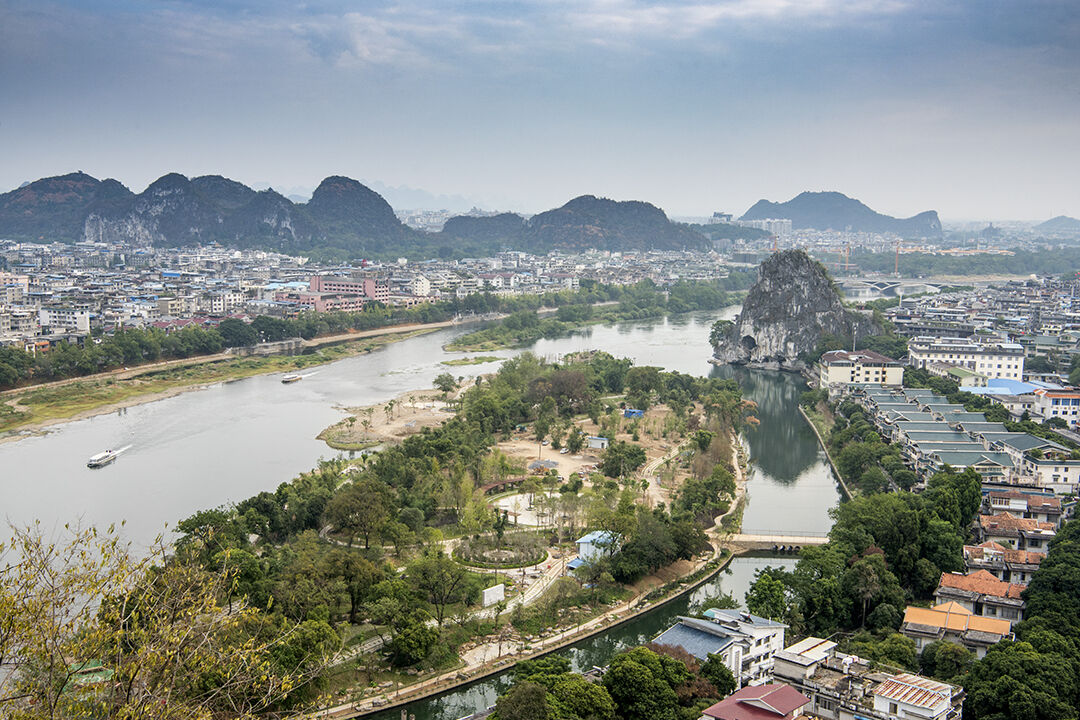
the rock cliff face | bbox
[711,250,878,369]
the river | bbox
[0,309,841,719]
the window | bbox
[890,702,899,715]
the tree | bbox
[323,478,392,548]
[495,681,551,720]
[566,430,585,455]
[602,647,686,720]
[387,612,439,667]
[745,572,787,621]
[216,318,259,347]
[600,441,647,478]
[406,552,469,626]
[701,653,736,697]
[0,523,335,720]
[433,372,458,396]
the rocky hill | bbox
[1035,216,1080,234]
[436,195,707,253]
[741,191,942,237]
[711,249,879,369]
[1,174,709,256]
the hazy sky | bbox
[2,0,1078,220]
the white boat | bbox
[281,374,303,384]
[87,450,119,468]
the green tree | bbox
[600,441,647,478]
[324,478,393,548]
[495,681,551,720]
[406,552,469,626]
[701,653,736,697]
[602,647,685,720]
[746,572,788,621]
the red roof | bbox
[702,684,811,720]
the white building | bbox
[410,275,431,297]
[1031,388,1080,428]
[818,349,904,392]
[38,307,90,332]
[907,336,1025,381]
[654,609,788,687]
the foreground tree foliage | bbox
[0,523,337,719]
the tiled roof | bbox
[964,542,1045,566]
[938,570,1024,599]
[979,512,1056,533]
[874,673,952,710]
[701,683,811,720]
[902,602,1012,637]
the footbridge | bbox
[724,531,829,551]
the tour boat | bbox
[87,450,119,468]
[281,374,303,384]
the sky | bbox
[1,0,1078,221]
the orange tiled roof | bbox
[938,570,1024,599]
[979,512,1055,533]
[903,602,1012,636]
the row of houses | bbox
[857,385,1080,494]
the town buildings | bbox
[771,637,963,720]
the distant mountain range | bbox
[741,191,942,237]
[0,172,708,257]
[1035,216,1080,234]
[440,195,707,253]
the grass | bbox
[0,329,434,435]
[441,355,502,366]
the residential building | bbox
[963,541,1043,585]
[984,490,1062,527]
[38,307,90,332]
[873,674,960,720]
[975,512,1056,554]
[900,602,1013,658]
[699,683,810,720]
[654,610,787,688]
[818,349,904,393]
[1031,388,1080,428]
[907,337,1024,381]
[933,570,1025,624]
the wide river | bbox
[0,309,841,719]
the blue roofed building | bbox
[653,609,787,687]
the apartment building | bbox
[818,349,904,392]
[907,337,1025,381]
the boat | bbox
[87,450,119,468]
[281,374,303,384]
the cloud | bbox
[561,0,908,39]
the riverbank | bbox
[798,403,851,500]
[0,327,438,441]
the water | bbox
[0,308,841,719]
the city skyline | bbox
[2,0,1078,221]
